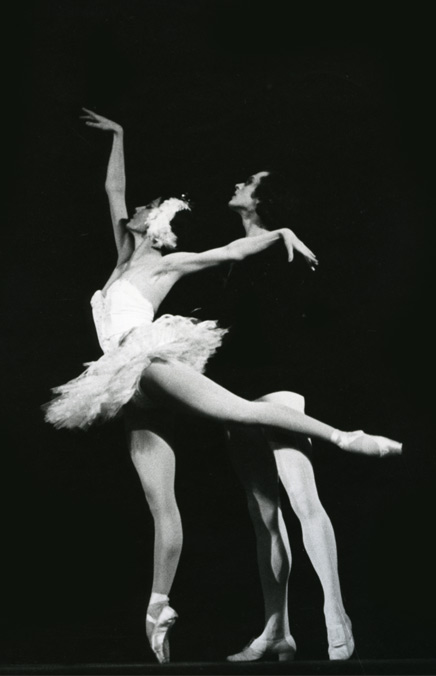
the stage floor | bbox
[1,659,435,675]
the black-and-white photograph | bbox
[2,2,435,674]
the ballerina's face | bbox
[126,198,162,234]
[228,171,269,211]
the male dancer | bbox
[211,171,357,661]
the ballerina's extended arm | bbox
[160,227,318,278]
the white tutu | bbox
[44,279,227,429]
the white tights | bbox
[228,391,349,639]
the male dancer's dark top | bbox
[206,243,316,400]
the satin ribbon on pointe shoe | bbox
[227,634,296,662]
[146,603,178,664]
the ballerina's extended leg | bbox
[139,361,402,457]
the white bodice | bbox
[90,279,155,352]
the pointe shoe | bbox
[146,602,178,664]
[327,617,355,660]
[227,634,296,662]
[331,430,402,457]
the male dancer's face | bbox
[228,171,269,211]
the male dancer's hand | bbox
[280,229,319,269]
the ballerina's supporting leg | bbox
[225,425,296,661]
[125,413,181,663]
[139,361,402,456]
[260,391,355,660]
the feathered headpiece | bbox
[145,197,191,250]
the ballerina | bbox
[44,110,402,663]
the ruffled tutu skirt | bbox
[44,314,227,430]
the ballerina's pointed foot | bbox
[327,617,355,660]
[146,602,178,664]
[227,634,296,662]
[331,430,402,457]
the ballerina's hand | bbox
[281,229,319,270]
[80,108,123,133]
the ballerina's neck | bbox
[132,231,163,254]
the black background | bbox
[2,0,435,668]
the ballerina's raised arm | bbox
[81,108,132,263]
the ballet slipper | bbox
[327,616,355,660]
[227,634,296,662]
